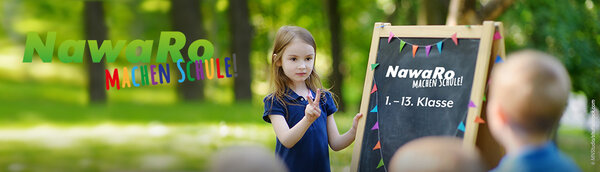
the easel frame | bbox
[350,21,506,171]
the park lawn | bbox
[0,79,357,171]
[0,79,596,171]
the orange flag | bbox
[412,45,418,58]
[475,116,486,124]
[373,140,381,150]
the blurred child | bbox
[209,145,288,172]
[487,50,580,171]
[389,136,485,172]
[262,26,362,172]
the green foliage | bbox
[500,0,600,103]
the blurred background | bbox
[0,0,598,171]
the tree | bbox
[84,0,108,103]
[326,0,345,111]
[446,0,515,25]
[170,0,207,101]
[418,0,449,25]
[229,0,253,101]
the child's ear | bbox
[496,105,509,125]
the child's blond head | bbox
[489,50,571,135]
[269,26,321,93]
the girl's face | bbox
[278,38,315,85]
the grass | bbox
[0,79,357,172]
[0,79,596,171]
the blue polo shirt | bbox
[263,88,337,172]
[491,141,580,172]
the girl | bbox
[262,26,362,172]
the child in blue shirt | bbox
[262,26,362,172]
[487,50,580,172]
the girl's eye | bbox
[306,57,312,61]
[290,58,297,61]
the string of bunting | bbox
[387,31,458,58]
[382,24,504,58]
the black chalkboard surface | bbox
[351,22,501,172]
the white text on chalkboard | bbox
[385,66,455,79]
[385,96,454,108]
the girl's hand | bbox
[352,113,363,131]
[304,89,322,123]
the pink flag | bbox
[451,33,458,45]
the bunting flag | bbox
[399,40,406,52]
[373,141,381,150]
[458,121,466,132]
[412,45,418,58]
[425,45,432,57]
[475,116,486,124]
[495,55,504,63]
[493,31,502,40]
[468,101,477,108]
[371,63,379,70]
[483,94,487,102]
[379,25,385,28]
[377,158,384,168]
[437,42,443,53]
[370,106,378,113]
[388,32,394,43]
[371,83,378,94]
[451,33,458,45]
[371,121,379,130]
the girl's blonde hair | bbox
[266,26,336,117]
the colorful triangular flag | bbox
[437,42,443,53]
[370,106,378,113]
[468,101,477,108]
[458,121,466,132]
[388,32,394,43]
[475,116,486,124]
[493,31,502,40]
[371,63,379,70]
[371,121,379,130]
[377,158,384,168]
[466,25,471,28]
[451,33,458,45]
[399,40,406,52]
[425,45,431,57]
[373,140,381,150]
[495,55,504,63]
[412,45,418,58]
[371,83,378,94]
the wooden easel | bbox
[351,21,506,171]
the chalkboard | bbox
[351,22,502,172]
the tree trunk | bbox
[229,0,253,101]
[446,0,515,25]
[84,0,107,104]
[171,0,206,101]
[418,0,449,25]
[326,0,345,111]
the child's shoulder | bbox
[318,89,336,105]
[263,93,278,103]
[319,89,334,99]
